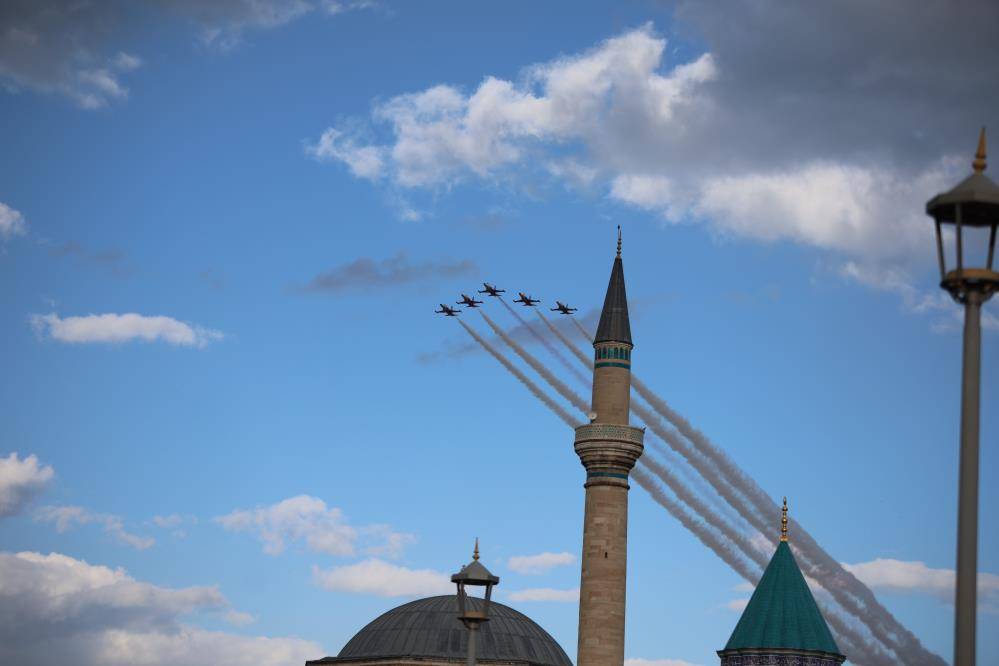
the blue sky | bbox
[1,2,998,665]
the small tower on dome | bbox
[717,499,846,666]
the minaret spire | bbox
[594,229,632,346]
[780,497,788,542]
[973,126,987,174]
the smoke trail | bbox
[636,472,893,666]
[570,316,592,342]
[641,453,768,570]
[456,319,580,428]
[631,377,941,665]
[632,467,762,583]
[484,313,775,598]
[463,317,899,666]
[548,316,940,663]
[480,311,590,413]
[498,298,590,385]
[537,309,593,368]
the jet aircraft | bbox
[478,283,505,297]
[457,294,483,308]
[435,304,461,316]
[550,301,577,314]
[514,292,541,306]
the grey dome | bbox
[309,595,571,665]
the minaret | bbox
[574,227,644,666]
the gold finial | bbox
[616,225,622,257]
[780,497,788,542]
[473,537,480,561]
[973,127,987,174]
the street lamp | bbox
[926,127,999,666]
[451,539,500,666]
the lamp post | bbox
[451,539,499,666]
[926,128,999,666]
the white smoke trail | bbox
[480,311,590,413]
[555,316,939,664]
[499,298,591,385]
[463,315,899,666]
[456,319,580,428]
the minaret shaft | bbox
[574,241,642,666]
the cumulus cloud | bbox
[0,453,54,517]
[312,6,999,314]
[29,312,224,348]
[216,495,413,558]
[843,558,999,611]
[0,202,27,240]
[296,252,476,293]
[306,127,386,180]
[312,558,452,597]
[35,505,154,550]
[507,551,575,575]
[0,550,321,666]
[506,587,579,603]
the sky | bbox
[1,1,998,665]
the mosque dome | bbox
[307,595,572,666]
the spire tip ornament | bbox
[473,537,479,561]
[780,497,788,543]
[616,225,622,258]
[973,126,987,174]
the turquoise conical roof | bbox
[724,541,841,656]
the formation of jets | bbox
[437,283,577,316]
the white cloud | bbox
[838,261,999,333]
[506,587,579,603]
[507,551,575,575]
[843,558,999,610]
[0,550,321,666]
[695,159,957,262]
[306,127,385,180]
[35,505,154,550]
[625,659,703,666]
[313,26,716,189]
[150,514,197,538]
[0,453,54,517]
[311,15,998,318]
[312,559,452,597]
[0,202,27,240]
[216,495,413,558]
[29,313,224,348]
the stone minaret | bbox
[574,228,644,666]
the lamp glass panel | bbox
[960,225,996,270]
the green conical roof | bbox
[724,541,841,656]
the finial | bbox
[616,225,622,258]
[780,497,788,543]
[973,127,987,174]
[473,537,480,561]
